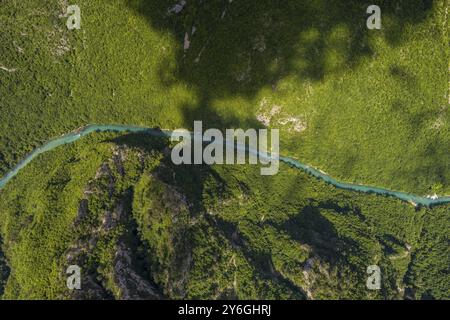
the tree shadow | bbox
[122,0,437,217]
[126,0,433,130]
[206,214,307,299]
[277,203,364,265]
[106,0,438,293]
[108,132,231,216]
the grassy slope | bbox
[0,0,449,195]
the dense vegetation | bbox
[0,238,9,296]
[0,132,448,299]
[0,0,448,300]
[1,0,449,195]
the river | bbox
[0,124,449,207]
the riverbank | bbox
[1,124,449,207]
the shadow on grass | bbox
[127,0,434,130]
[277,204,363,264]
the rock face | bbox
[63,146,190,300]
[113,243,162,300]
[61,144,325,301]
[68,193,164,300]
[256,99,307,133]
[64,149,167,300]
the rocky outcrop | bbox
[113,243,162,300]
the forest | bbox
[0,132,447,299]
[0,0,448,300]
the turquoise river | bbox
[0,124,449,207]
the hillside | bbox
[0,0,449,300]
[0,132,448,299]
[0,0,449,194]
